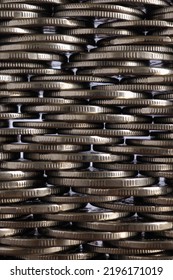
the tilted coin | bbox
[93,45,173,53]
[58,129,148,137]
[123,107,173,115]
[0,179,44,190]
[0,236,84,247]
[55,10,141,20]
[111,238,173,250]
[86,242,163,255]
[127,139,173,147]
[0,75,24,83]
[137,156,173,163]
[44,114,150,123]
[21,135,121,145]
[25,153,131,163]
[0,229,23,238]
[2,18,87,28]
[71,51,173,62]
[13,122,101,129]
[0,220,61,229]
[78,67,173,77]
[0,27,36,34]
[31,75,112,83]
[47,170,136,178]
[0,202,81,214]
[74,185,172,197]
[120,254,173,260]
[95,84,173,92]
[2,97,82,105]
[0,187,60,198]
[0,11,44,19]
[65,61,147,69]
[0,161,88,170]
[0,43,85,53]
[43,209,131,222]
[64,28,137,37]
[100,19,173,28]
[0,245,75,256]
[1,34,89,44]
[87,0,168,7]
[94,162,173,171]
[22,252,97,260]
[48,177,155,188]
[98,36,173,46]
[77,219,172,232]
[0,113,38,119]
[0,153,19,161]
[0,171,42,181]
[143,194,173,205]
[2,144,90,153]
[91,99,172,107]
[56,3,144,16]
[42,194,122,204]
[141,213,173,221]
[0,82,86,91]
[0,128,54,135]
[0,3,47,11]
[42,227,136,241]
[0,52,66,62]
[45,90,149,99]
[106,123,173,131]
[22,105,115,114]
[92,201,173,213]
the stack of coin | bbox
[1,0,173,260]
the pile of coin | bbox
[0,0,173,260]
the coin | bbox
[48,177,155,188]
[21,135,121,145]
[2,18,88,28]
[55,10,141,20]
[22,252,97,260]
[22,105,115,114]
[77,219,172,232]
[0,220,61,229]
[94,162,173,171]
[74,185,172,196]
[0,236,84,247]
[90,99,172,107]
[0,229,23,238]
[13,122,101,129]
[111,238,173,250]
[2,144,90,153]
[0,187,60,198]
[71,51,173,62]
[56,3,144,16]
[1,34,89,44]
[86,242,162,255]
[0,128,54,135]
[0,52,66,62]
[25,153,132,163]
[0,171,42,181]
[0,202,81,214]
[93,201,173,213]
[0,179,44,190]
[44,114,150,123]
[78,67,173,77]
[2,97,81,105]
[42,227,136,241]
[120,254,173,260]
[42,194,122,203]
[47,170,136,178]
[58,129,148,137]
[43,209,131,222]
[143,194,173,205]
[0,161,88,170]
[0,43,85,53]
[0,11,44,19]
